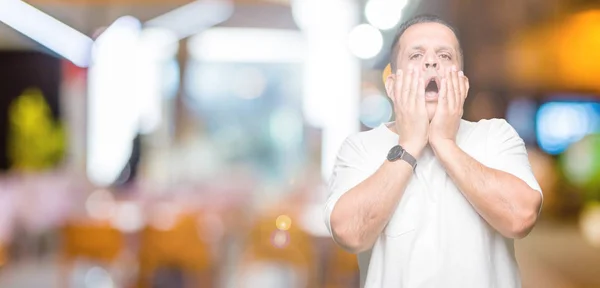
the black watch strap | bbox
[387,145,417,169]
[401,149,417,169]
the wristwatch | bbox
[387,145,417,169]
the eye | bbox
[409,53,422,60]
[439,54,452,60]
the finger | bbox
[446,68,455,111]
[452,66,463,109]
[437,77,448,111]
[464,76,470,98]
[417,76,425,108]
[409,67,420,106]
[392,69,403,105]
[452,66,462,109]
[434,78,447,119]
[401,65,413,106]
[458,71,466,101]
[458,71,467,112]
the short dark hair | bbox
[390,14,463,71]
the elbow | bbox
[330,212,371,254]
[505,189,543,239]
[506,204,541,239]
[507,213,536,239]
[332,226,371,254]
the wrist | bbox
[399,141,424,159]
[429,138,457,156]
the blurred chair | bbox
[59,220,125,287]
[61,222,123,262]
[136,212,215,288]
[0,242,6,269]
[236,212,318,288]
[322,243,360,288]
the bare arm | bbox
[330,150,416,253]
[329,67,429,253]
[327,67,429,253]
[431,139,542,239]
[428,67,542,239]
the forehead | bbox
[399,22,459,50]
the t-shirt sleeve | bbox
[324,135,372,238]
[485,119,543,199]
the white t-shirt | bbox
[324,118,542,288]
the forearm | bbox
[330,159,414,253]
[431,140,542,238]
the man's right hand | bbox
[385,65,429,159]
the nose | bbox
[425,62,437,69]
[423,52,439,70]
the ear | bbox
[383,63,394,101]
[384,75,395,102]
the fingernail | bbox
[459,71,464,77]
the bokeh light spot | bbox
[85,189,116,220]
[276,215,292,231]
[348,24,383,59]
[271,230,290,249]
[365,0,407,30]
[110,201,144,233]
[360,93,392,128]
[561,134,600,190]
[84,266,114,288]
[580,202,600,248]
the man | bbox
[324,15,543,288]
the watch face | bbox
[387,145,404,161]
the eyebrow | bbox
[408,45,456,53]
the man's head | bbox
[386,15,464,120]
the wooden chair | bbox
[137,212,214,288]
[0,242,6,268]
[237,212,318,288]
[60,220,125,287]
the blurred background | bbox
[0,0,599,287]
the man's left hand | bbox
[429,65,469,149]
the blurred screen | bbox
[507,98,538,145]
[536,98,600,155]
